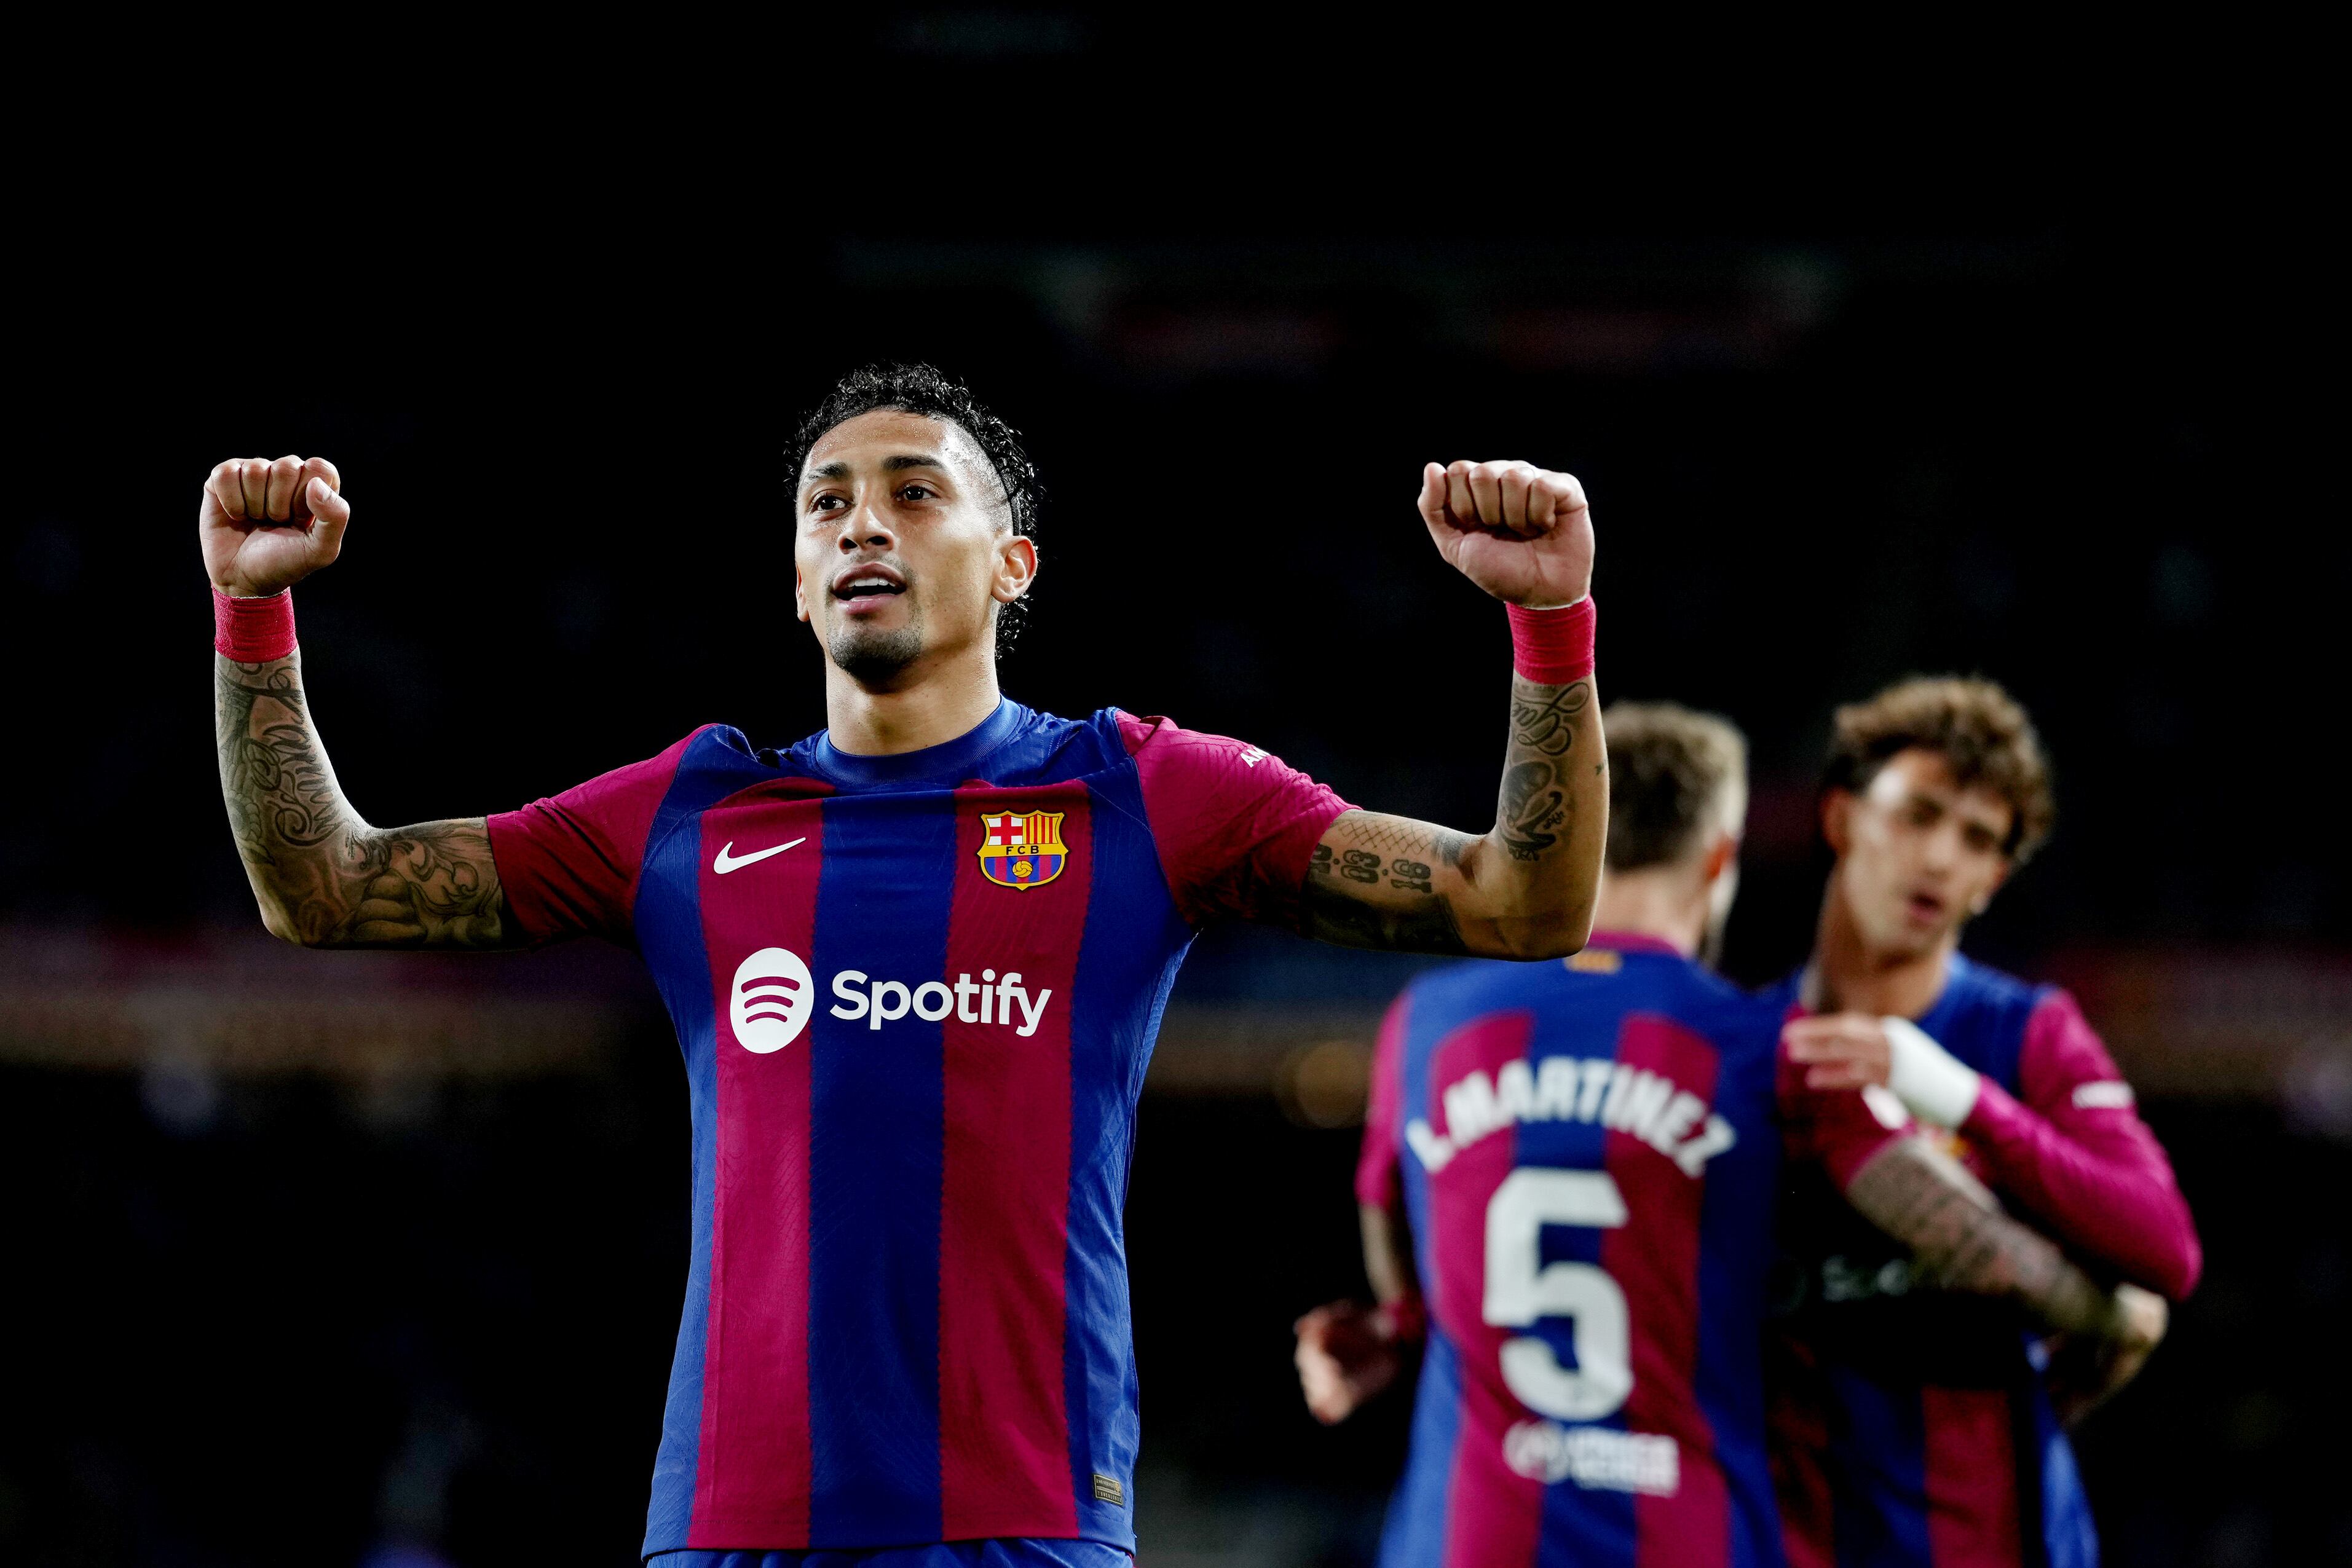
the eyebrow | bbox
[804,453,948,484]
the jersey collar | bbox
[1587,929,1684,957]
[807,699,1027,792]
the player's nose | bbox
[836,504,896,552]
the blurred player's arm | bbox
[1295,1202,1422,1425]
[1844,1134,2166,1363]
[1788,998,2201,1298]
[203,456,518,951]
[1300,462,1605,959]
[1299,996,1424,1426]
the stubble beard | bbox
[829,610,926,687]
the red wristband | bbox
[1507,596,1595,683]
[213,587,298,662]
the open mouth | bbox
[1905,891,1947,924]
[831,564,908,608]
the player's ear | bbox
[795,562,810,624]
[1971,861,2011,915]
[1821,790,1853,856]
[992,534,1038,605]
[1702,831,1738,886]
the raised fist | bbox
[200,455,349,597]
[1418,459,1595,609]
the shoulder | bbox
[1943,953,2049,1035]
[2016,985,2125,1095]
[1948,951,2040,1006]
[1022,706,1132,778]
[1112,709,1269,766]
[1755,967,1805,1013]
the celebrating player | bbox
[202,364,1610,1565]
[1770,677,2201,1568]
[1295,703,2160,1567]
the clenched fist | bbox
[1293,1299,1406,1425]
[200,455,349,597]
[1418,459,1595,608]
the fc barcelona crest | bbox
[978,808,1068,891]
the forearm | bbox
[1844,1137,2121,1339]
[1360,1202,1419,1307]
[214,650,509,949]
[1298,671,1604,958]
[1963,1082,2202,1298]
[1463,670,1604,954]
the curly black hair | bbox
[787,363,1042,654]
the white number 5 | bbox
[1483,1168,1633,1421]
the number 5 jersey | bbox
[486,700,1351,1559]
[1356,932,1903,1568]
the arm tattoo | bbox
[1336,814,1472,868]
[215,653,513,950]
[1498,759,1568,862]
[1294,673,1600,956]
[1843,1137,2116,1337]
[1496,677,1590,862]
[1303,837,1471,954]
[1510,679,1590,756]
[1300,870,1470,953]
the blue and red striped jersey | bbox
[486,700,1350,1557]
[1356,934,1901,1568]
[1764,953,2191,1568]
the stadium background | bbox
[6,43,2341,1567]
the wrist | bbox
[1882,1016,1982,1129]
[1506,596,1595,684]
[212,586,298,663]
[1374,1296,1426,1345]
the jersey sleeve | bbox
[1777,1036,1911,1190]
[1116,711,1355,928]
[1959,988,2203,1298]
[1354,991,1413,1210]
[484,728,704,947]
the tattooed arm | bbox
[1844,1134,2166,1349]
[203,456,518,951]
[215,652,514,949]
[1300,460,1605,959]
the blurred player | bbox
[1772,677,2201,1568]
[1296,703,2159,1567]
[202,364,1612,1565]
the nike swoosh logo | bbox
[713,837,805,875]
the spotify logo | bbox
[730,947,814,1054]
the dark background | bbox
[5,27,2343,1566]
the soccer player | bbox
[202,364,1613,1566]
[1295,703,2161,1567]
[1772,677,2201,1568]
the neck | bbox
[1590,867,1708,958]
[1810,879,1957,1017]
[823,639,1003,757]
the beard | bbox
[829,616,925,687]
